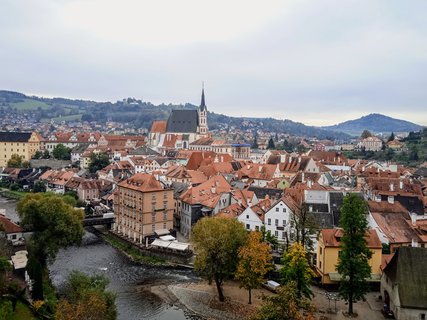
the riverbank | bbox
[157,280,272,320]
[101,232,167,265]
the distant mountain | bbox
[0,90,349,140]
[322,113,423,136]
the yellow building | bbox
[113,173,174,244]
[0,132,43,167]
[316,228,382,285]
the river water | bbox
[0,196,199,320]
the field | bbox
[9,98,51,110]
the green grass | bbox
[10,301,37,320]
[10,99,51,111]
[0,188,27,200]
[103,234,166,265]
[50,114,82,122]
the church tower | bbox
[198,85,208,135]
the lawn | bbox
[50,114,83,122]
[10,99,51,111]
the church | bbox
[148,88,209,150]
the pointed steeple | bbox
[200,83,207,112]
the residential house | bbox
[113,173,174,244]
[316,228,382,285]
[381,247,427,320]
[179,175,232,236]
[264,195,299,243]
[0,213,24,245]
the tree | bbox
[252,135,259,149]
[192,217,247,302]
[55,271,116,320]
[387,132,395,142]
[0,256,11,293]
[291,203,318,252]
[235,231,272,304]
[7,154,23,168]
[283,139,293,152]
[336,194,372,315]
[33,150,43,159]
[361,130,372,139]
[281,242,315,299]
[52,143,71,160]
[33,181,46,193]
[17,193,84,299]
[42,150,50,159]
[267,137,276,150]
[252,281,314,320]
[260,225,278,249]
[89,153,110,173]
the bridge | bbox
[83,215,115,228]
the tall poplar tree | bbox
[336,194,372,315]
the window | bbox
[276,207,279,212]
[420,314,426,320]
[282,231,286,239]
[255,226,259,231]
[246,215,249,219]
[283,220,286,226]
[274,231,278,237]
[319,261,322,269]
[163,223,167,229]
[152,224,155,232]
[163,212,167,220]
[246,224,250,230]
[320,247,322,255]
[283,208,286,212]
[275,219,278,226]
[268,218,271,225]
[11,234,17,240]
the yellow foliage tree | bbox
[235,231,273,304]
[55,291,108,320]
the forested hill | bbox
[322,113,423,136]
[0,90,349,139]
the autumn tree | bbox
[252,281,314,320]
[336,193,372,315]
[17,193,84,299]
[6,154,23,168]
[55,271,116,320]
[192,217,247,302]
[291,202,318,252]
[235,231,272,304]
[281,242,315,299]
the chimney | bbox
[289,156,292,163]
[390,183,394,192]
[211,187,216,194]
[399,180,403,189]
[298,157,301,163]
[307,180,312,188]
[301,172,305,183]
[410,213,417,227]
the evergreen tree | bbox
[387,132,395,142]
[336,194,372,315]
[361,130,372,139]
[267,137,275,150]
[252,134,259,149]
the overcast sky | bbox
[1,0,426,126]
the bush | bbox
[9,183,20,191]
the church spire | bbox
[200,82,207,112]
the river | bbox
[0,196,199,320]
